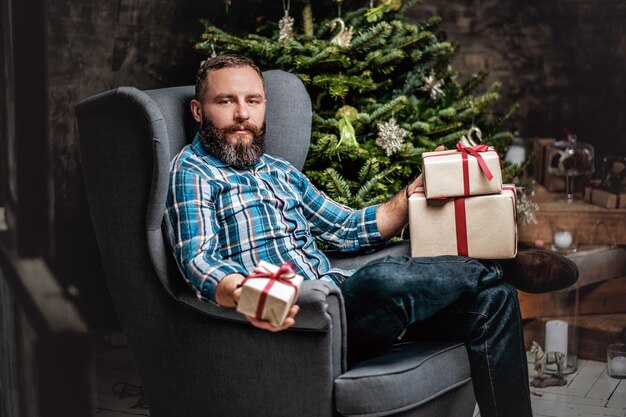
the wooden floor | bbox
[93,333,626,417]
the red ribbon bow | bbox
[455,143,495,181]
[243,262,299,322]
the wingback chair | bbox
[76,70,476,417]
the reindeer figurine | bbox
[528,341,567,378]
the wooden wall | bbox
[46,0,626,327]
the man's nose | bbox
[234,103,250,121]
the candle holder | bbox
[525,281,579,377]
[551,220,580,254]
[607,343,626,378]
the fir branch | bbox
[351,21,393,50]
[370,95,409,122]
[324,168,352,201]
[358,158,380,183]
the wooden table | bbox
[519,186,626,246]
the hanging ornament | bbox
[330,0,353,48]
[329,18,354,48]
[375,118,407,156]
[210,42,217,58]
[279,0,295,40]
[421,70,445,100]
[224,0,231,13]
[458,126,482,147]
[335,105,359,148]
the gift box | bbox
[236,261,303,327]
[409,185,518,259]
[584,183,626,209]
[422,144,503,199]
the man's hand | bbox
[244,304,300,332]
[215,273,246,308]
[406,145,445,196]
[216,273,300,332]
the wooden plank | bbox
[576,314,626,362]
[569,247,626,288]
[606,379,626,409]
[519,186,626,246]
[579,276,626,316]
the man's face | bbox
[191,66,267,166]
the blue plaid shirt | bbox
[164,135,386,304]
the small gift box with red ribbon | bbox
[584,181,626,209]
[408,185,518,259]
[422,144,503,199]
[236,261,303,327]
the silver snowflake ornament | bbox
[421,70,445,100]
[376,118,407,156]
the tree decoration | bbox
[376,118,406,156]
[421,69,445,100]
[195,0,519,209]
[329,18,354,48]
[516,193,539,228]
[278,0,295,40]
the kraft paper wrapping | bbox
[584,186,626,209]
[409,186,518,259]
[236,261,303,327]
[422,148,503,199]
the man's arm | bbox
[375,174,423,239]
[375,145,445,239]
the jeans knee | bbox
[479,282,520,317]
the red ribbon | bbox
[455,143,495,182]
[454,197,469,256]
[452,185,518,257]
[242,262,299,322]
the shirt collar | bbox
[191,133,267,170]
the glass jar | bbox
[547,135,594,200]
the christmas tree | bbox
[195,0,523,208]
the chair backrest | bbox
[76,69,312,322]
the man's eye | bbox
[219,99,232,104]
[248,100,260,105]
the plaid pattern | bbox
[164,135,385,303]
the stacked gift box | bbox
[409,144,518,259]
[584,180,626,209]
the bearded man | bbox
[164,54,578,417]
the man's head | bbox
[191,54,267,167]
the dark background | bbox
[42,0,626,328]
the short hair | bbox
[194,54,265,100]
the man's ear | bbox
[190,99,202,123]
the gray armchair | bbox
[76,70,476,417]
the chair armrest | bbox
[326,240,411,270]
[173,279,344,332]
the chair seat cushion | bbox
[334,341,471,417]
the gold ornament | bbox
[329,18,354,48]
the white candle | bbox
[553,231,573,249]
[609,356,626,376]
[545,320,568,357]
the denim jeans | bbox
[339,255,532,417]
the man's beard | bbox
[198,117,266,167]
